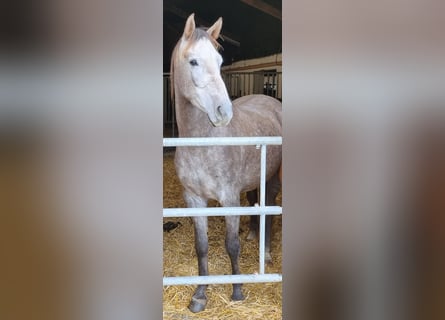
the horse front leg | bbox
[184,191,209,313]
[224,209,245,301]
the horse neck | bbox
[174,94,213,137]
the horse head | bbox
[172,14,233,127]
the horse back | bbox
[233,94,281,124]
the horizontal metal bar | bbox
[163,206,282,218]
[163,273,282,286]
[163,136,282,147]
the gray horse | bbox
[170,13,282,312]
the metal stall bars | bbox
[163,73,176,138]
[163,136,282,286]
[221,71,282,101]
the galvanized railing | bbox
[163,136,282,286]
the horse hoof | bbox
[231,291,245,301]
[188,297,207,313]
[246,230,256,241]
[265,252,272,264]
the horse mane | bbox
[170,28,223,102]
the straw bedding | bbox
[163,150,282,319]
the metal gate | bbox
[163,136,282,286]
[222,71,282,100]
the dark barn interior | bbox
[163,0,282,72]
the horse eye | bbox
[189,59,198,66]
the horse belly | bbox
[175,144,281,201]
[239,145,282,193]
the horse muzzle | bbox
[210,103,233,127]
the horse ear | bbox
[207,17,223,40]
[183,13,196,40]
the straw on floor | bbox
[163,150,282,319]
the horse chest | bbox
[174,148,244,198]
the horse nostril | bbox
[212,104,232,126]
[216,106,224,119]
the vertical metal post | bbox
[172,99,176,137]
[259,144,267,274]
